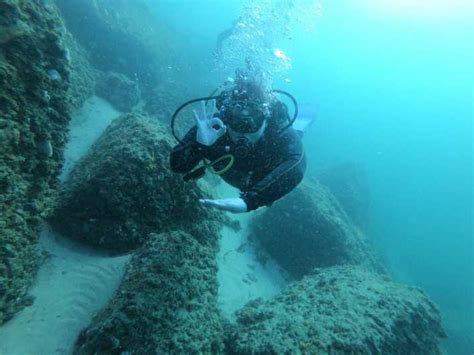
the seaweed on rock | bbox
[74,229,224,354]
[0,0,72,324]
[226,265,446,354]
[250,179,385,279]
[49,113,222,252]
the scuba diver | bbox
[169,71,307,214]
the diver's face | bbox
[228,120,267,145]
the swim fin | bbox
[293,102,316,137]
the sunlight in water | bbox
[361,0,473,22]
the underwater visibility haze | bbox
[0,0,472,354]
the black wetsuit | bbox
[169,102,306,211]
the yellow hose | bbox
[205,154,234,175]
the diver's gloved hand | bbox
[194,100,226,146]
[199,197,248,213]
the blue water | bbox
[151,1,472,353]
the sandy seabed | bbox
[0,96,285,354]
[0,225,130,354]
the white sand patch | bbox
[59,96,120,182]
[0,95,126,354]
[0,225,130,355]
[214,185,287,321]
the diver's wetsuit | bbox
[169,102,306,211]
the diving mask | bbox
[221,100,270,133]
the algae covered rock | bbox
[227,265,446,354]
[55,0,178,96]
[250,179,384,278]
[63,32,97,110]
[74,230,224,354]
[143,83,187,123]
[0,0,72,324]
[95,71,140,112]
[49,113,218,252]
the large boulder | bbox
[54,0,214,123]
[250,179,384,279]
[74,229,224,354]
[318,161,371,230]
[226,266,446,354]
[143,83,188,124]
[49,113,220,252]
[54,0,179,96]
[95,71,140,112]
[0,0,72,324]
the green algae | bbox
[0,0,72,324]
[74,230,224,354]
[250,179,385,279]
[49,113,224,252]
[228,265,446,354]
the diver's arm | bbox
[241,129,306,211]
[199,197,247,213]
[169,127,205,174]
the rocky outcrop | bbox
[63,32,97,111]
[250,179,384,279]
[318,161,371,230]
[143,83,188,124]
[54,0,178,96]
[0,0,72,324]
[49,113,221,252]
[226,266,446,354]
[54,0,217,126]
[95,71,140,112]
[74,229,224,354]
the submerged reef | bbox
[0,0,71,324]
[74,229,224,354]
[49,113,221,252]
[318,161,371,230]
[250,179,384,279]
[226,265,446,354]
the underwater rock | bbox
[0,122,20,150]
[0,0,72,324]
[142,83,189,124]
[54,0,207,123]
[226,265,446,354]
[95,71,140,112]
[49,113,222,252]
[74,230,224,354]
[318,161,371,230]
[250,179,384,279]
[63,31,97,110]
[55,0,178,97]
